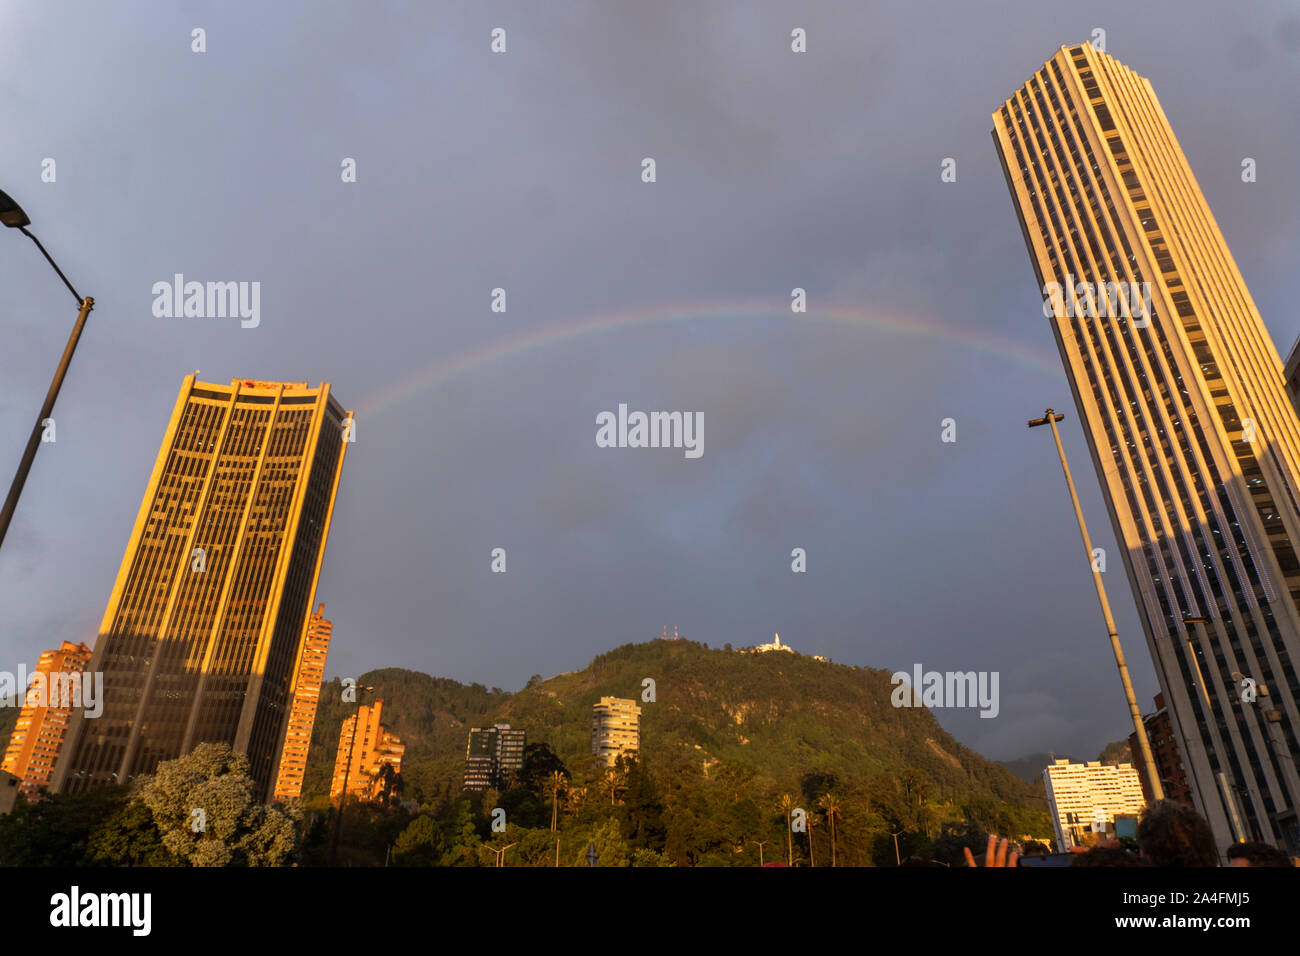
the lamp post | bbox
[1180,616,1215,712]
[0,189,94,553]
[1027,408,1164,800]
[491,842,518,868]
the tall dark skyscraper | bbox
[994,43,1300,852]
[53,375,351,800]
[462,723,526,792]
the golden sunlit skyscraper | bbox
[994,43,1300,852]
[52,375,352,801]
[272,604,333,801]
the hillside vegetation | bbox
[303,640,1049,861]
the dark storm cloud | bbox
[0,0,1296,763]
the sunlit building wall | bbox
[2,641,93,801]
[1044,758,1148,849]
[272,604,333,801]
[994,43,1300,851]
[331,699,404,802]
[592,696,641,768]
[52,376,351,801]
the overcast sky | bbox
[1,1,1297,763]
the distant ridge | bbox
[998,752,1080,784]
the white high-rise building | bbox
[592,697,641,768]
[1043,758,1148,849]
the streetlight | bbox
[1027,408,1164,800]
[1180,616,1215,712]
[491,842,518,868]
[0,189,94,553]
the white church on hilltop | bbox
[748,633,795,654]
[741,633,827,661]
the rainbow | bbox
[356,300,1062,418]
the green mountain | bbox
[303,640,1046,828]
[999,752,1080,784]
[1098,738,1134,766]
[999,739,1135,785]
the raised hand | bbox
[964,834,1020,868]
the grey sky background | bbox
[1,1,1297,763]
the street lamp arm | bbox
[1027,406,1165,802]
[19,226,82,305]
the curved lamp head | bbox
[0,190,31,228]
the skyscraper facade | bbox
[2,641,93,801]
[272,604,333,801]
[52,376,352,801]
[994,43,1300,852]
[462,723,526,792]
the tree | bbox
[566,784,589,820]
[779,793,796,866]
[801,771,838,806]
[577,817,630,867]
[373,764,404,807]
[806,808,816,867]
[619,757,666,852]
[931,820,989,868]
[133,742,302,866]
[517,742,568,796]
[0,785,135,866]
[85,799,178,867]
[630,847,674,867]
[549,770,565,832]
[545,769,566,865]
[392,814,443,866]
[818,793,843,867]
[440,797,482,865]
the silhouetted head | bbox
[1226,841,1293,867]
[1137,800,1218,867]
[1069,845,1146,867]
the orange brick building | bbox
[330,699,404,803]
[1129,693,1193,806]
[2,641,93,801]
[272,604,333,801]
